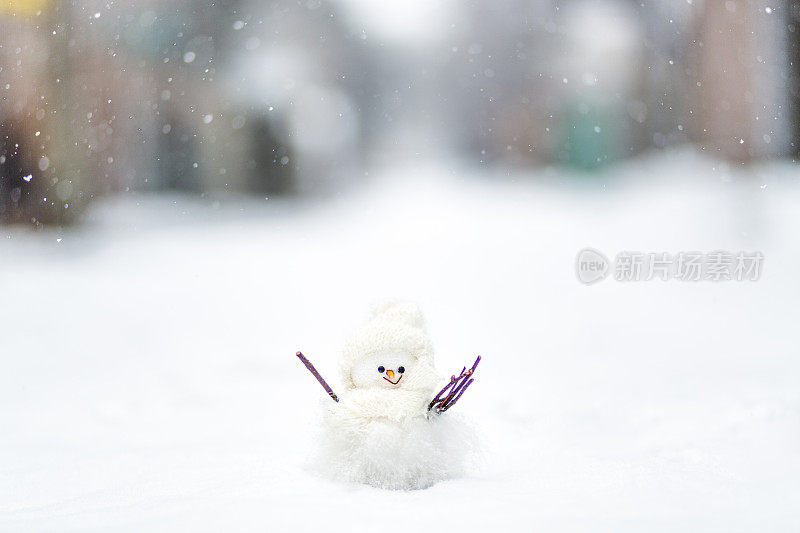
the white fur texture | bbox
[316,405,474,490]
[315,301,476,490]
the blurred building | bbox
[692,0,790,161]
[1,0,368,225]
[1,0,91,224]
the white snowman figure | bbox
[297,301,480,490]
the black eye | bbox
[398,366,405,374]
[377,366,385,373]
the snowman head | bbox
[341,301,439,392]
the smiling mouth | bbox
[383,375,403,385]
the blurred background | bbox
[0,0,795,222]
[2,1,800,531]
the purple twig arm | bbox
[442,371,471,406]
[428,375,458,411]
[296,351,339,402]
[443,378,473,411]
[429,355,481,413]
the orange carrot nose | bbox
[386,370,395,378]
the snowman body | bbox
[315,303,471,490]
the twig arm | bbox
[429,355,481,413]
[428,374,458,411]
[296,351,339,402]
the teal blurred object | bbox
[559,98,619,171]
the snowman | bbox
[296,301,480,490]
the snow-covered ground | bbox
[1,150,799,531]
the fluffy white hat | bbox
[340,300,435,387]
